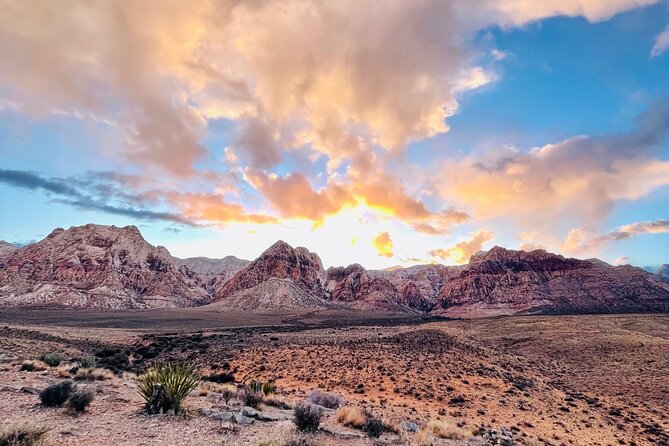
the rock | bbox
[214,411,234,422]
[240,406,259,417]
[180,256,249,295]
[399,421,419,433]
[255,410,293,422]
[19,386,41,395]
[233,412,255,425]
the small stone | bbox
[399,421,419,432]
[233,412,255,425]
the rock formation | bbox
[0,224,209,309]
[212,240,331,310]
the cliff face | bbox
[0,224,209,309]
[434,247,669,317]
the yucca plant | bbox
[136,362,199,415]
[246,378,277,396]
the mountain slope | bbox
[212,240,331,310]
[435,247,669,317]
[180,256,249,294]
[0,224,209,309]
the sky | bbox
[0,0,668,270]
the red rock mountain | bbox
[211,240,332,310]
[434,247,669,317]
[1,225,668,316]
[0,224,209,309]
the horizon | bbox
[1,1,669,270]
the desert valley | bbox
[0,225,668,446]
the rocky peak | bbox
[658,264,669,279]
[214,240,327,301]
[0,224,208,308]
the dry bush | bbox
[19,361,47,372]
[412,429,435,446]
[263,395,292,410]
[306,390,342,409]
[0,424,48,446]
[39,381,75,407]
[293,401,323,432]
[519,438,541,446]
[426,420,466,440]
[336,406,366,428]
[74,368,115,381]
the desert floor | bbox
[0,309,667,446]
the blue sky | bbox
[0,1,668,269]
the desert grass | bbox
[426,420,467,440]
[336,406,366,428]
[19,360,47,372]
[74,367,115,381]
[0,424,48,446]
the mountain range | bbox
[1,224,668,317]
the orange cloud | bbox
[372,232,394,258]
[563,219,669,254]
[244,170,355,223]
[428,230,494,264]
[167,192,277,226]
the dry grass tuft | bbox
[19,360,47,372]
[0,423,48,446]
[426,420,467,440]
[336,406,366,428]
[74,368,115,381]
[412,429,435,446]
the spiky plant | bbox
[136,362,199,414]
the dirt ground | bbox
[0,309,667,446]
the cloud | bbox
[372,231,394,258]
[165,192,277,226]
[476,0,659,27]
[0,168,196,226]
[436,101,669,233]
[244,170,355,223]
[428,230,494,264]
[232,116,281,168]
[563,219,669,253]
[651,24,669,57]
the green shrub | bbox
[294,401,323,432]
[78,356,96,369]
[39,381,74,407]
[0,424,48,446]
[39,352,63,367]
[363,414,383,438]
[247,378,277,396]
[136,362,199,415]
[66,389,94,413]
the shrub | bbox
[66,389,94,413]
[294,401,323,432]
[246,378,277,396]
[202,372,235,384]
[221,386,236,405]
[264,396,292,410]
[240,388,264,408]
[413,429,435,446]
[363,414,384,438]
[136,362,199,414]
[19,360,47,372]
[39,381,74,407]
[306,390,342,409]
[78,356,97,369]
[39,353,63,367]
[426,420,466,440]
[337,406,366,428]
[0,424,48,446]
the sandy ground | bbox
[1,310,668,445]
